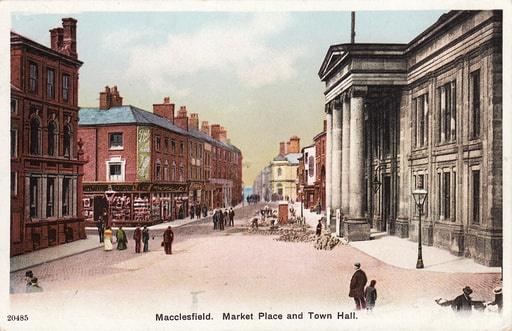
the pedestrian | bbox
[24,270,34,290]
[116,226,128,250]
[435,286,482,313]
[213,209,218,230]
[133,226,142,253]
[190,205,195,219]
[219,210,225,230]
[364,280,378,311]
[229,208,235,226]
[26,277,43,293]
[316,219,322,236]
[202,204,208,217]
[349,262,368,310]
[223,210,228,227]
[485,287,503,313]
[142,226,150,252]
[196,204,201,218]
[97,216,105,243]
[163,226,174,255]
[104,226,113,251]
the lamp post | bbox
[104,185,116,228]
[412,188,428,269]
[300,185,304,220]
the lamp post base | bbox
[416,258,424,269]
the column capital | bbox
[324,102,333,114]
[350,85,368,98]
[333,95,343,109]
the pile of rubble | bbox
[275,229,316,243]
[314,233,348,250]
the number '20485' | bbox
[7,314,29,321]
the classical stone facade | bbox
[10,18,86,256]
[269,137,301,201]
[319,10,502,266]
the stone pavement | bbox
[293,202,500,274]
[11,204,248,273]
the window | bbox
[277,167,282,176]
[47,68,55,99]
[156,160,161,180]
[62,178,70,216]
[30,177,38,217]
[11,99,18,114]
[62,74,70,102]
[11,129,17,158]
[47,177,55,217]
[472,170,480,224]
[179,163,184,181]
[109,164,122,181]
[164,161,169,180]
[413,94,429,148]
[30,117,41,155]
[109,133,123,149]
[171,140,176,154]
[180,142,184,155]
[155,136,161,151]
[64,124,72,157]
[164,138,169,152]
[29,62,38,93]
[470,70,481,139]
[47,121,57,156]
[308,156,315,176]
[172,162,177,181]
[11,172,17,196]
[438,81,456,143]
[443,172,451,220]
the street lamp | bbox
[300,185,304,221]
[105,185,116,228]
[412,188,428,269]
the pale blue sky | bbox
[12,11,445,185]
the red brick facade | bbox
[10,18,86,256]
[313,124,326,212]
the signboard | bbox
[137,126,151,181]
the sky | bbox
[11,10,445,186]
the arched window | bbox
[164,161,169,181]
[63,124,72,157]
[156,159,161,180]
[30,117,41,155]
[47,120,58,156]
[179,162,184,181]
[172,161,177,181]
[277,167,282,176]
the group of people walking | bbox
[190,203,208,219]
[349,263,377,311]
[213,208,235,230]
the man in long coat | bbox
[349,262,367,310]
[96,216,105,243]
[142,226,150,252]
[229,208,235,226]
[218,210,225,230]
[133,226,142,253]
[163,226,174,255]
[213,209,218,230]
[196,203,201,218]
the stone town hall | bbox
[319,10,502,266]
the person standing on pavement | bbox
[190,205,195,219]
[213,209,218,230]
[229,208,235,226]
[349,262,368,310]
[364,280,378,311]
[133,226,142,253]
[97,216,105,243]
[196,203,201,219]
[316,219,322,236]
[223,210,229,227]
[163,226,174,254]
[202,204,208,217]
[104,226,113,251]
[116,226,128,250]
[218,210,225,230]
[142,226,150,252]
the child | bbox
[365,280,378,311]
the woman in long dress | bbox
[104,227,113,251]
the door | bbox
[382,176,391,232]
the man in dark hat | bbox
[96,216,105,243]
[163,226,174,255]
[436,286,480,313]
[133,225,142,253]
[316,219,322,236]
[229,208,235,227]
[486,287,503,313]
[26,277,43,293]
[142,226,150,252]
[349,262,367,310]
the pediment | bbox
[318,46,347,80]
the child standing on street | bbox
[365,280,378,311]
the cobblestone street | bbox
[8,204,504,331]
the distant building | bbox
[319,10,502,266]
[298,144,316,209]
[270,136,301,201]
[313,121,327,212]
[10,18,86,256]
[252,165,271,202]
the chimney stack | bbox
[50,27,64,51]
[174,106,189,131]
[210,124,221,140]
[201,121,210,135]
[99,85,123,110]
[61,18,77,58]
[288,136,301,153]
[153,96,175,123]
[279,142,285,156]
[218,126,228,142]
[188,113,199,130]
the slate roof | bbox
[272,152,302,165]
[79,105,241,153]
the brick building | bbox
[10,18,86,256]
[313,121,327,212]
[319,10,502,266]
[78,87,243,226]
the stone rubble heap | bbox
[274,228,316,243]
[314,233,348,250]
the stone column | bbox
[344,87,370,241]
[325,106,333,220]
[331,98,342,232]
[341,94,351,215]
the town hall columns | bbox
[325,105,332,223]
